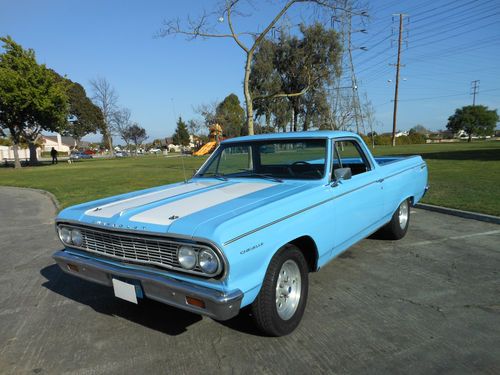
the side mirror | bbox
[332,167,352,186]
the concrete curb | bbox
[415,203,500,225]
[0,186,61,212]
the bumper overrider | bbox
[52,250,243,321]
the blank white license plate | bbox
[112,278,138,304]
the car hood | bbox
[57,178,317,243]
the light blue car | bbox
[53,131,428,336]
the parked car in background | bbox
[149,148,162,154]
[53,131,428,336]
[70,151,93,161]
[115,151,129,158]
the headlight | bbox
[198,249,219,274]
[71,229,83,246]
[178,246,197,270]
[59,227,71,244]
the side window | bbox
[332,140,370,177]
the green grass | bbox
[0,155,208,208]
[1,141,499,216]
[369,141,500,216]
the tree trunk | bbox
[12,143,22,169]
[243,53,255,135]
[468,134,472,143]
[293,108,298,132]
[107,133,114,157]
[28,142,39,166]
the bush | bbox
[374,135,392,145]
[41,151,69,157]
[359,135,371,146]
[406,133,427,144]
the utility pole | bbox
[471,80,480,106]
[391,14,407,147]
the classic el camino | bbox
[53,131,428,336]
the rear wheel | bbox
[381,198,411,240]
[251,244,309,336]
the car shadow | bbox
[215,307,268,336]
[40,264,202,336]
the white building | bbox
[0,145,39,161]
[41,134,77,153]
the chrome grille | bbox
[69,225,209,274]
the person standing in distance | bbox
[50,147,58,164]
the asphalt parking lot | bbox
[0,186,499,374]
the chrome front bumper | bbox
[52,250,243,321]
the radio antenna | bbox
[181,151,188,183]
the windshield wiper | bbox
[238,169,283,183]
[199,172,228,181]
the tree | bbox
[57,76,105,144]
[250,23,341,132]
[158,0,352,136]
[215,94,245,137]
[362,95,379,148]
[113,108,132,151]
[447,105,498,142]
[89,77,118,155]
[0,36,68,167]
[195,101,219,130]
[124,123,148,154]
[409,124,428,134]
[172,117,190,146]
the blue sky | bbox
[1,0,499,141]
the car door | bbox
[329,138,385,256]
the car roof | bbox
[221,130,359,144]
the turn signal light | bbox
[67,263,79,272]
[186,296,205,309]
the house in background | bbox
[1,133,81,161]
[0,145,38,160]
[41,134,77,153]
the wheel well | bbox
[289,236,319,272]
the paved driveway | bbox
[0,186,499,374]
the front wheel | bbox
[380,198,411,240]
[251,244,309,336]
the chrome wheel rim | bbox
[275,259,301,320]
[399,200,409,229]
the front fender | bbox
[223,224,321,307]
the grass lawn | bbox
[1,141,499,216]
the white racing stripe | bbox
[86,181,220,218]
[129,182,275,225]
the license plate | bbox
[112,278,138,304]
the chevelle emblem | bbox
[92,220,146,230]
[240,242,263,255]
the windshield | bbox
[198,139,327,180]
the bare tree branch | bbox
[226,0,249,52]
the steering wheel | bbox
[287,161,310,177]
[290,161,323,178]
[291,161,310,167]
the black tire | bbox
[380,198,411,240]
[251,244,309,336]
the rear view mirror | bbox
[334,167,352,181]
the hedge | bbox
[360,134,426,146]
[41,151,69,157]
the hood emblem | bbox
[168,215,180,220]
[93,207,102,211]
